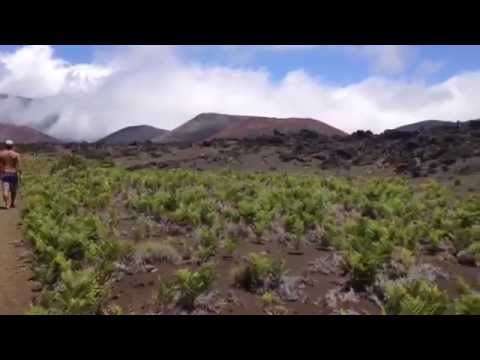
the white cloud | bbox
[415,59,445,77]
[0,45,479,141]
[342,45,417,75]
[0,45,110,98]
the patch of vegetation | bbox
[50,154,87,174]
[133,240,182,265]
[196,227,219,263]
[222,236,239,258]
[383,278,480,315]
[22,159,129,314]
[233,253,285,292]
[23,158,480,314]
[157,264,216,310]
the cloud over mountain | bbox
[0,45,479,141]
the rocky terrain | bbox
[66,119,480,193]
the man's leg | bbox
[2,182,10,209]
[10,179,17,208]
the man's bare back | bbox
[0,149,20,173]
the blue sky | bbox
[1,45,480,140]
[2,45,479,85]
[3,45,480,85]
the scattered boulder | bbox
[193,291,224,313]
[457,250,477,267]
[307,253,344,275]
[407,157,422,177]
[312,153,327,161]
[468,119,480,129]
[278,153,305,163]
[352,130,373,139]
[278,276,307,303]
[394,162,408,174]
[405,141,420,151]
[299,129,320,139]
[31,281,43,293]
[321,156,341,169]
[336,148,356,160]
[324,287,359,312]
[383,130,414,140]
[441,157,456,166]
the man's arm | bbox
[0,151,4,172]
[16,153,22,176]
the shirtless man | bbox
[0,140,21,209]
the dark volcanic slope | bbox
[98,125,169,145]
[395,120,456,132]
[153,113,346,143]
[0,123,59,144]
[213,117,346,139]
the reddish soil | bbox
[108,231,383,315]
[0,200,35,314]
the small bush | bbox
[223,237,239,257]
[233,253,285,292]
[197,227,218,263]
[467,241,480,263]
[452,278,480,315]
[384,278,480,315]
[158,264,216,310]
[389,247,416,277]
[134,241,182,265]
[383,280,450,315]
[27,306,51,315]
[50,154,87,174]
[261,291,279,307]
[157,279,178,306]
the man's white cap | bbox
[5,139,13,146]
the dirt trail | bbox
[0,201,34,315]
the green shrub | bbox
[384,279,480,315]
[223,237,239,257]
[157,279,178,306]
[233,253,285,292]
[176,264,216,309]
[50,154,87,174]
[383,280,450,315]
[197,227,218,263]
[157,264,217,310]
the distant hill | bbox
[98,125,169,145]
[153,113,346,143]
[0,123,59,143]
[394,120,456,132]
